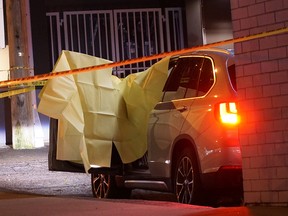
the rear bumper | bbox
[201,165,243,190]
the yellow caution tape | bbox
[0,86,35,99]
[0,27,287,91]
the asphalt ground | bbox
[0,145,287,216]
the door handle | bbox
[177,106,187,112]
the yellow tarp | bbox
[38,51,170,172]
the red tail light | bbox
[217,102,240,125]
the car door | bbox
[147,56,205,177]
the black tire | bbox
[173,147,201,204]
[91,173,131,199]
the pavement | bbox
[0,144,287,216]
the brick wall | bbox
[230,0,288,206]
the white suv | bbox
[89,48,242,204]
[48,48,242,205]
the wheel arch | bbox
[171,135,202,178]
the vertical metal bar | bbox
[90,14,95,56]
[172,11,177,50]
[104,13,109,59]
[48,15,55,66]
[120,14,125,62]
[83,14,88,54]
[63,12,69,51]
[178,9,184,49]
[76,14,81,52]
[109,11,116,62]
[158,9,164,53]
[140,12,145,61]
[153,11,158,55]
[113,10,120,64]
[146,11,151,65]
[126,12,132,74]
[97,13,102,57]
[69,14,74,51]
[133,11,139,70]
[165,9,171,51]
[56,13,62,57]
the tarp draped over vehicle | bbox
[38,51,170,172]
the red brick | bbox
[265,23,286,31]
[249,133,266,145]
[252,179,270,191]
[259,167,277,179]
[234,43,243,54]
[272,95,288,107]
[245,110,263,122]
[239,121,256,134]
[250,156,268,169]
[242,39,259,52]
[250,26,269,35]
[275,143,288,154]
[243,168,260,180]
[277,33,288,46]
[261,60,279,73]
[259,36,278,49]
[279,58,288,70]
[230,0,239,10]
[263,108,282,120]
[246,86,263,99]
[261,191,279,203]
[277,167,288,178]
[257,13,276,26]
[271,178,288,190]
[237,88,246,100]
[234,29,251,38]
[251,50,269,62]
[267,155,286,167]
[280,83,288,94]
[242,145,259,157]
[248,3,265,16]
[259,144,276,156]
[269,47,287,60]
[241,17,258,30]
[253,73,270,86]
[237,52,252,65]
[239,134,249,146]
[284,0,288,8]
[265,0,284,13]
[256,121,274,133]
[276,10,288,22]
[243,63,261,75]
[238,76,253,89]
[239,99,255,112]
[273,121,287,136]
[266,131,284,144]
[242,158,251,170]
[244,191,261,203]
[279,191,288,203]
[239,0,256,7]
[232,7,248,20]
[263,84,281,97]
[232,20,241,31]
[271,71,288,84]
[254,97,272,109]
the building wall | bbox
[230,0,288,206]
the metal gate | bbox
[47,8,184,77]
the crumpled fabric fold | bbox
[38,50,170,172]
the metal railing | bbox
[47,8,184,77]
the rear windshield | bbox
[228,64,237,91]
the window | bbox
[162,56,214,101]
[198,58,214,96]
